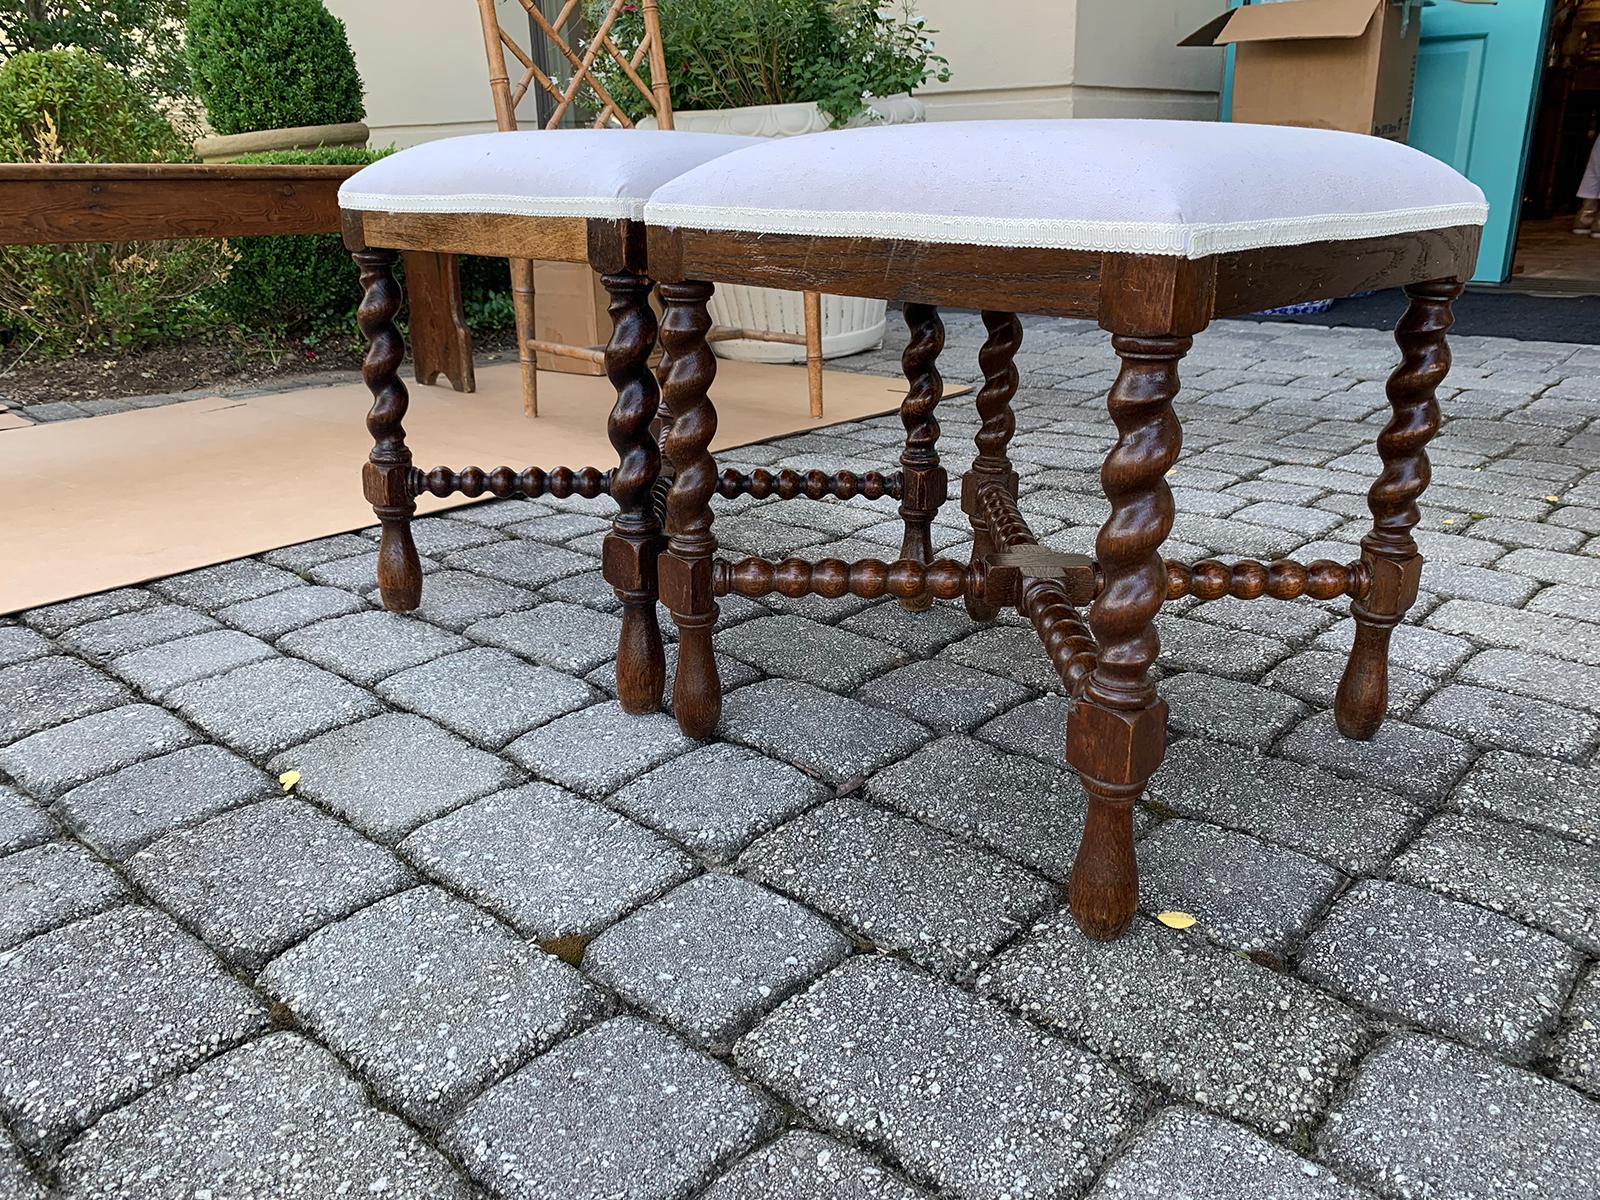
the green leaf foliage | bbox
[0,49,229,355]
[212,148,514,343]
[0,46,185,163]
[185,0,364,135]
[0,1,194,113]
[588,0,949,127]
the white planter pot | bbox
[645,96,925,363]
[194,121,369,163]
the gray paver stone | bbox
[700,1131,930,1200]
[0,627,50,668]
[216,584,369,639]
[1086,1107,1376,1200]
[0,905,267,1153]
[1299,880,1580,1059]
[443,538,595,589]
[721,679,933,784]
[110,629,276,697]
[269,713,521,842]
[0,704,199,799]
[306,550,441,591]
[400,783,695,943]
[866,733,1104,881]
[1148,740,1418,874]
[506,701,695,796]
[378,646,597,747]
[1552,962,1600,1097]
[0,656,130,746]
[941,625,1071,693]
[1412,683,1597,760]
[1319,1034,1600,1200]
[278,610,468,686]
[19,588,155,637]
[1156,615,1291,680]
[167,657,385,757]
[740,797,1056,981]
[148,560,303,608]
[0,841,125,950]
[1449,751,1600,845]
[467,601,625,674]
[55,743,275,859]
[444,1016,780,1200]
[1389,812,1600,954]
[54,1032,470,1199]
[1136,820,1343,954]
[980,912,1368,1135]
[376,568,539,632]
[1275,712,1474,797]
[720,615,908,689]
[585,873,850,1048]
[1457,648,1600,713]
[57,604,219,661]
[261,533,376,572]
[261,886,606,1126]
[738,956,1148,1200]
[608,743,830,863]
[1161,672,1310,749]
[0,785,52,856]
[129,796,412,970]
[857,659,1033,733]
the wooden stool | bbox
[638,118,1489,941]
[339,128,757,713]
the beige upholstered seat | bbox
[644,119,1488,257]
[339,128,762,220]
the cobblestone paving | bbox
[3,312,1599,1197]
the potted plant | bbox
[185,0,369,162]
[596,0,950,362]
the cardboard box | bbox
[530,260,608,376]
[1181,1,1487,142]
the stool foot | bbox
[658,280,722,737]
[603,270,667,715]
[964,310,1022,621]
[1335,617,1395,740]
[354,248,421,612]
[1335,280,1458,739]
[897,303,946,612]
[1069,783,1139,941]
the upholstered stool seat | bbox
[634,117,1488,943]
[645,119,1486,254]
[339,128,760,220]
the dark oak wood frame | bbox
[343,208,679,714]
[0,163,475,392]
[642,220,1480,942]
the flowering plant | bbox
[588,0,949,127]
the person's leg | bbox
[1574,134,1599,233]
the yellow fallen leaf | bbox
[278,770,301,793]
[1442,519,1454,526]
[1155,911,1197,930]
[1545,495,1560,504]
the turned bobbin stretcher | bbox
[628,118,1487,941]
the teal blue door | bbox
[1219,2,1554,284]
[1409,0,1553,282]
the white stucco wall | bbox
[327,0,1225,147]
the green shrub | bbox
[212,147,515,342]
[211,146,384,339]
[0,2,194,122]
[0,49,231,355]
[0,46,186,163]
[590,0,948,127]
[185,0,364,135]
